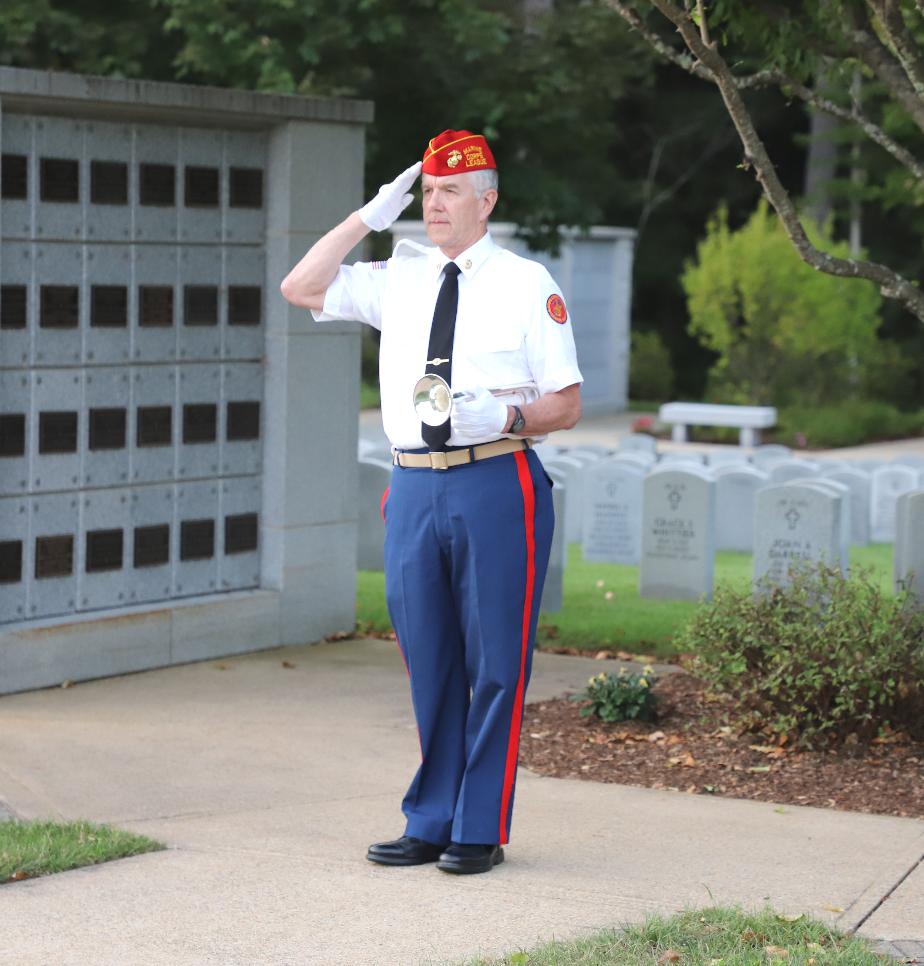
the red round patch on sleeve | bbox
[546,293,568,324]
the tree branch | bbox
[605,0,924,182]
[604,0,713,81]
[842,6,924,134]
[768,69,924,182]
[648,0,924,322]
[865,0,924,101]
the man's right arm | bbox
[279,160,422,313]
[279,212,370,312]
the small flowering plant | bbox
[576,666,659,723]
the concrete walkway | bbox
[1,638,922,965]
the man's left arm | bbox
[503,384,581,436]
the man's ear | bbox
[480,189,499,221]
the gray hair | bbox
[468,168,499,198]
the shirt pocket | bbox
[460,328,532,390]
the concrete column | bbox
[263,120,365,644]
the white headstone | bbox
[893,455,924,470]
[357,458,393,570]
[568,445,611,459]
[753,483,846,588]
[581,458,646,564]
[793,479,850,571]
[714,465,769,552]
[894,489,924,603]
[824,468,872,546]
[541,484,567,612]
[608,451,656,471]
[767,459,821,483]
[533,442,562,463]
[542,455,585,543]
[659,451,707,465]
[618,433,658,454]
[707,449,751,467]
[639,466,716,600]
[871,465,919,542]
[752,444,792,469]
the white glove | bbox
[357,161,422,231]
[451,386,509,443]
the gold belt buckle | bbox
[429,451,449,470]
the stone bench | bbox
[658,402,777,448]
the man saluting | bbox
[281,129,583,874]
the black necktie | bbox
[422,261,461,451]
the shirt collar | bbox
[432,231,498,280]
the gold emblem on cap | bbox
[464,259,472,269]
[447,150,463,168]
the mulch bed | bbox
[520,669,924,819]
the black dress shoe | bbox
[366,835,446,866]
[436,843,505,874]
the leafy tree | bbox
[606,0,924,326]
[683,200,883,405]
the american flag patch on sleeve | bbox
[371,260,388,270]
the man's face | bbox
[422,172,497,257]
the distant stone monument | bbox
[639,466,715,600]
[753,483,846,588]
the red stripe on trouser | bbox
[380,485,390,521]
[498,450,536,844]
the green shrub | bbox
[682,201,882,407]
[576,666,659,723]
[678,562,924,747]
[777,399,924,448]
[629,330,675,402]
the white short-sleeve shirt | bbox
[313,231,583,449]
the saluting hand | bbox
[358,161,423,232]
[451,386,509,443]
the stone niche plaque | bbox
[639,466,715,601]
[753,483,844,589]
[581,458,645,564]
[894,488,924,603]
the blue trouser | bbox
[383,447,554,846]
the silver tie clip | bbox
[427,357,450,366]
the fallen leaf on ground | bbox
[10,870,28,881]
[281,661,295,669]
[777,914,803,923]
[658,950,682,964]
[822,904,844,913]
[748,765,772,773]
[764,946,790,959]
[648,730,666,742]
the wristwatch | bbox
[508,405,526,436]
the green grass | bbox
[463,906,882,965]
[356,544,894,660]
[0,818,165,884]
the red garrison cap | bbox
[422,129,496,176]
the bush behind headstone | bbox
[678,562,924,747]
